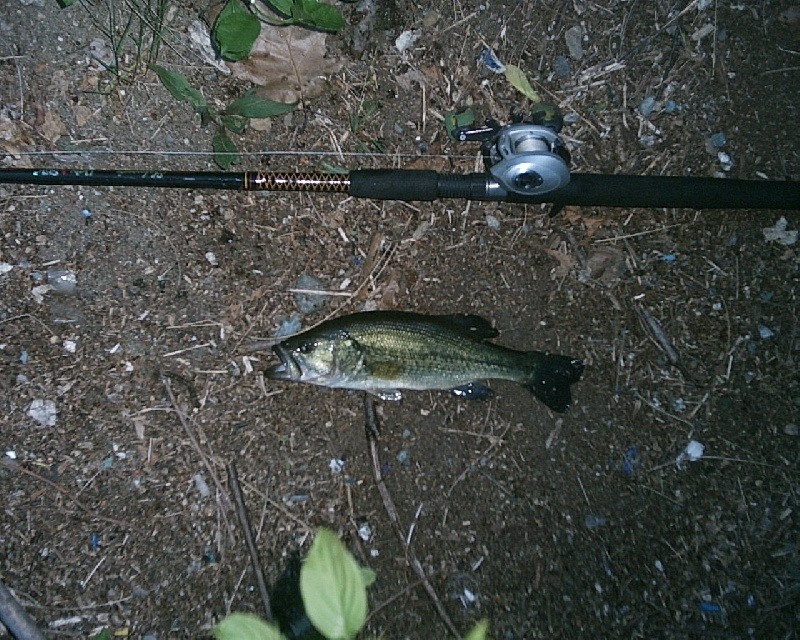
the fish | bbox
[265,310,584,412]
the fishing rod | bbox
[2,115,798,212]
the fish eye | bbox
[297,341,316,354]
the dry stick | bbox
[634,304,698,384]
[0,578,47,640]
[363,394,460,638]
[0,459,138,531]
[227,463,274,623]
[163,378,234,536]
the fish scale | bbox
[338,320,534,389]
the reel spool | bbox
[481,124,571,198]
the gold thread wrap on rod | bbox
[243,172,350,192]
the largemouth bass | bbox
[264,311,584,412]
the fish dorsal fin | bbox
[432,314,499,341]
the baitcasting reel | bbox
[449,107,572,199]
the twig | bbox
[634,304,698,384]
[227,463,273,623]
[163,378,233,522]
[364,574,437,625]
[0,578,47,640]
[363,394,460,638]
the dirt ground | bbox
[1,0,798,638]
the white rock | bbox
[27,399,57,427]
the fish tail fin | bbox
[524,354,585,413]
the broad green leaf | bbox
[504,64,541,103]
[260,0,294,17]
[214,0,261,61]
[360,567,377,588]
[212,128,241,169]
[151,65,208,111]
[225,90,297,119]
[212,612,284,640]
[220,114,248,134]
[90,630,113,640]
[301,528,367,640]
[293,0,345,31]
[461,620,490,640]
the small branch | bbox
[635,304,699,384]
[163,378,231,510]
[227,463,273,623]
[363,394,460,638]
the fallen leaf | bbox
[40,109,67,144]
[227,25,342,103]
[543,247,576,278]
[504,64,541,103]
[73,105,94,127]
[585,246,626,285]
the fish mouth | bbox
[264,343,302,381]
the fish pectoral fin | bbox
[450,382,494,399]
[368,389,403,401]
[434,314,499,341]
[364,360,406,381]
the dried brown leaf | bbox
[227,25,342,103]
[40,109,67,144]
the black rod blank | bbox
[0,167,797,210]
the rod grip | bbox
[349,170,491,201]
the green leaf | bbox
[214,0,261,61]
[220,114,248,134]
[225,89,297,119]
[212,128,241,169]
[319,161,348,174]
[212,612,285,640]
[150,65,208,111]
[90,630,113,640]
[504,64,541,103]
[301,528,367,640]
[360,567,376,588]
[260,0,294,18]
[461,620,490,640]
[293,0,344,31]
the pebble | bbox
[553,55,571,78]
[193,473,210,498]
[639,96,657,117]
[639,134,657,147]
[565,25,584,60]
[27,399,57,427]
[47,268,77,296]
[584,514,607,529]
[784,424,798,436]
[757,325,775,339]
[710,132,727,147]
[294,274,328,313]
[274,313,302,337]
